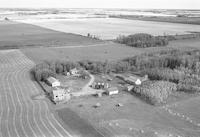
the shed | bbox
[46,77,60,87]
[107,87,119,95]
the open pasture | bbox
[62,92,200,137]
[22,38,200,63]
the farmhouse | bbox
[106,87,119,95]
[70,68,79,75]
[51,88,71,103]
[46,77,61,87]
[124,75,148,85]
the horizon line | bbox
[0,7,200,10]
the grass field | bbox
[61,92,200,137]
[0,20,102,49]
[21,38,200,63]
[20,18,200,39]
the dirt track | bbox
[0,50,72,137]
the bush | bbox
[133,81,177,105]
[116,33,168,48]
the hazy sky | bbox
[0,0,199,9]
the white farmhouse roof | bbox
[47,77,59,84]
[52,88,65,96]
[107,87,118,92]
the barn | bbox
[46,77,61,87]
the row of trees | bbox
[32,61,79,81]
[116,33,169,48]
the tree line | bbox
[115,33,169,48]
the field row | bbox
[0,50,72,137]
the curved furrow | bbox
[9,68,30,137]
[21,57,72,137]
[0,69,10,137]
[0,74,3,137]
[12,59,39,137]
[6,72,20,137]
[27,71,72,137]
[16,55,55,137]
[0,50,73,137]
[5,52,36,137]
[19,66,51,137]
[0,72,8,137]
[8,54,33,137]
[21,64,64,137]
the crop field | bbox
[21,18,200,39]
[0,21,102,49]
[0,50,73,137]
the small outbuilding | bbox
[106,87,119,95]
[46,77,61,87]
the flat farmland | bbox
[21,38,200,63]
[0,21,102,49]
[0,50,73,137]
[20,18,200,39]
[21,42,146,63]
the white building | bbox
[106,87,119,95]
[51,88,71,103]
[70,68,79,75]
[46,77,61,87]
[135,79,142,85]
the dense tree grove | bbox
[32,49,200,96]
[116,33,169,48]
[143,68,185,84]
[32,61,79,81]
[133,81,177,105]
